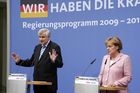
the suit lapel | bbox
[33,45,42,66]
[108,53,122,67]
[37,45,42,60]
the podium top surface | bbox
[27,81,52,85]
[99,86,127,90]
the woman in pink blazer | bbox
[98,37,132,93]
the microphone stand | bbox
[27,80,31,93]
[82,59,96,76]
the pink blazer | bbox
[98,53,132,93]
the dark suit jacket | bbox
[16,41,63,90]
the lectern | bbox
[7,73,27,93]
[74,76,127,93]
[75,76,99,93]
[7,73,52,93]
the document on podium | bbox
[7,73,27,93]
[75,76,99,93]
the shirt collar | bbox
[42,40,50,48]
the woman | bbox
[98,36,132,93]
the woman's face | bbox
[106,43,119,56]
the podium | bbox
[7,73,52,93]
[74,76,127,93]
[75,76,99,93]
[7,73,27,93]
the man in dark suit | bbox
[11,28,63,93]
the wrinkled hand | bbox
[49,49,58,63]
[11,52,20,63]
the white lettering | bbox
[23,4,33,13]
[22,4,45,13]
[108,0,114,9]
[95,0,103,10]
[69,2,75,12]
[127,0,134,7]
[34,4,37,13]
[51,1,91,13]
[60,2,67,12]
[118,0,140,8]
[51,3,59,12]
[95,0,114,10]
[135,0,140,6]
[76,1,82,11]
[38,4,45,13]
[118,0,125,8]
[83,1,91,11]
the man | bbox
[11,28,63,93]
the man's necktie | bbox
[39,46,46,60]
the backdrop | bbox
[9,0,140,93]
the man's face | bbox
[39,33,49,45]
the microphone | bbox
[82,58,96,76]
[104,59,107,65]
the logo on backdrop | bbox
[20,0,48,18]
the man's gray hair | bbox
[38,28,51,37]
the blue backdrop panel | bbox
[10,0,140,93]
